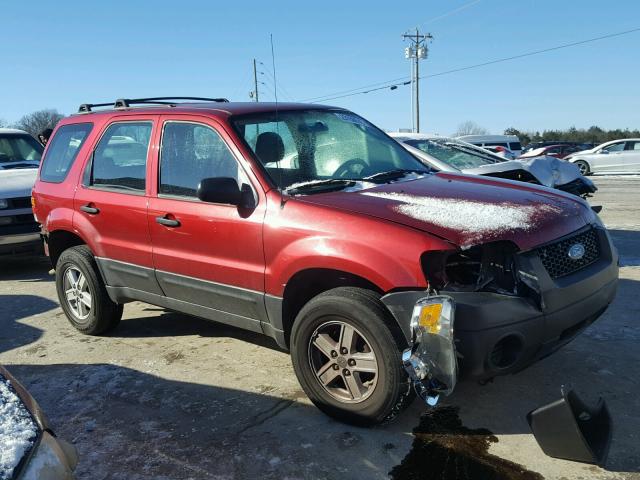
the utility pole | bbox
[403,29,432,133]
[251,58,259,102]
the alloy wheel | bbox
[308,320,379,403]
[62,266,92,321]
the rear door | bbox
[74,116,162,294]
[147,115,267,332]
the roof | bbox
[0,128,29,135]
[71,101,339,119]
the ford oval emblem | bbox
[568,243,586,260]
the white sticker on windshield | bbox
[333,112,369,129]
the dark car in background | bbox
[522,141,594,155]
[519,144,584,160]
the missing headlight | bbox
[422,242,520,294]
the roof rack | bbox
[78,97,230,113]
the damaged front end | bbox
[401,296,457,406]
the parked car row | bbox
[457,133,640,176]
[390,133,597,199]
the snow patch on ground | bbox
[362,192,564,248]
[0,377,38,480]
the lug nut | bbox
[348,359,356,367]
[340,347,348,355]
[343,369,350,376]
[331,350,338,358]
[333,364,340,370]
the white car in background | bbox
[390,133,597,199]
[0,128,44,256]
[564,138,640,175]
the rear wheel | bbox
[55,246,123,335]
[290,287,413,426]
[575,160,591,176]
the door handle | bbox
[80,204,99,215]
[155,215,181,227]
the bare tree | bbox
[14,109,64,136]
[0,118,7,128]
[454,121,489,137]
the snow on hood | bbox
[297,173,589,250]
[0,169,38,199]
[0,376,38,480]
[361,191,563,249]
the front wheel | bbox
[575,160,591,176]
[290,287,413,426]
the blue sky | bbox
[1,0,639,135]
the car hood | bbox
[462,155,582,188]
[296,173,590,250]
[0,168,38,198]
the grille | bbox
[537,228,600,279]
[9,197,32,209]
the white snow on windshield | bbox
[362,192,564,248]
[1,376,38,479]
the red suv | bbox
[32,98,618,425]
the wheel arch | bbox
[48,229,88,268]
[277,268,381,348]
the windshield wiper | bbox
[362,169,429,183]
[284,179,356,195]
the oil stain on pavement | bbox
[390,406,544,480]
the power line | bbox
[422,0,482,25]
[303,26,640,103]
[299,75,410,103]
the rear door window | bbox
[40,123,93,183]
[89,122,152,192]
[509,142,522,151]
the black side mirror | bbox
[197,177,256,209]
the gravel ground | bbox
[0,175,638,480]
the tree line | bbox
[504,126,640,146]
[0,110,65,137]
[453,121,639,146]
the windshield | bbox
[0,134,43,166]
[402,137,503,169]
[232,109,428,190]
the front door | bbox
[147,116,267,332]
[74,117,162,294]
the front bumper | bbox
[383,226,619,385]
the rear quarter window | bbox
[40,123,93,183]
[509,142,522,151]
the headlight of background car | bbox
[0,199,9,209]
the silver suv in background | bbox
[0,128,44,256]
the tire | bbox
[575,160,591,176]
[55,245,123,335]
[290,287,414,426]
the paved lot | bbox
[1,175,639,480]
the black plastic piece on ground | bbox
[527,389,612,466]
[591,205,603,213]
